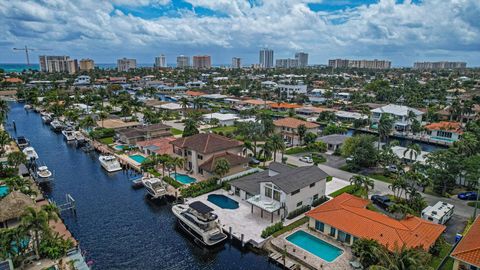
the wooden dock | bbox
[269,251,301,270]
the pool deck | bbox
[270,225,354,270]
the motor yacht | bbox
[22,146,39,160]
[74,131,86,145]
[16,136,29,149]
[36,166,53,180]
[41,114,52,124]
[62,128,76,141]
[142,177,167,198]
[172,201,227,246]
[50,120,63,131]
[98,155,122,172]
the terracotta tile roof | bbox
[425,121,463,134]
[4,78,23,83]
[136,137,176,155]
[170,133,243,154]
[274,117,319,129]
[451,216,480,267]
[271,103,302,109]
[186,90,205,96]
[242,99,274,106]
[199,152,249,172]
[306,193,445,251]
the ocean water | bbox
[0,63,154,72]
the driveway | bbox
[163,120,184,131]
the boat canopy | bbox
[189,201,214,215]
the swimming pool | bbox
[0,185,9,197]
[207,194,239,209]
[286,230,343,262]
[115,145,127,151]
[431,136,456,143]
[172,173,197,184]
[129,154,146,163]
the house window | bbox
[235,187,240,196]
[187,151,192,155]
[313,194,319,201]
[438,131,453,138]
[315,221,324,232]
[291,189,300,196]
[197,154,203,160]
[310,183,315,188]
[296,201,302,207]
[330,227,336,237]
[273,190,281,201]
[265,187,273,198]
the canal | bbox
[6,102,279,270]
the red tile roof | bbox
[170,133,243,154]
[306,193,445,251]
[271,103,302,109]
[199,152,249,172]
[425,121,463,134]
[186,90,205,96]
[273,117,319,129]
[4,78,23,83]
[136,137,176,155]
[451,216,480,267]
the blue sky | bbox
[0,0,479,66]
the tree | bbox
[259,142,273,166]
[169,157,184,176]
[7,151,27,168]
[21,207,57,258]
[369,245,432,270]
[297,124,307,146]
[0,131,11,156]
[120,103,131,121]
[378,114,394,149]
[179,97,189,116]
[213,158,230,178]
[0,99,9,120]
[322,124,347,136]
[349,175,374,198]
[303,132,317,145]
[351,238,383,268]
[341,135,378,169]
[426,149,459,195]
[183,118,199,137]
[268,134,285,162]
[79,116,96,131]
[403,143,421,163]
[389,176,408,200]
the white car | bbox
[299,156,313,163]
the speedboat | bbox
[36,166,53,179]
[22,146,39,160]
[16,136,29,149]
[62,128,76,141]
[41,114,52,124]
[74,131,86,145]
[142,177,167,199]
[172,201,228,246]
[24,104,32,110]
[50,120,63,131]
[98,155,122,172]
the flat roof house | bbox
[306,193,445,251]
[170,133,249,179]
[274,117,319,146]
[202,113,240,126]
[230,162,328,222]
[117,123,172,145]
[371,104,424,132]
[450,216,480,270]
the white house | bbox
[202,113,239,126]
[230,162,328,222]
[371,104,424,132]
[277,83,308,99]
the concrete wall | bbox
[285,179,326,213]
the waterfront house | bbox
[97,118,141,131]
[424,121,463,142]
[230,162,328,222]
[306,193,445,251]
[0,191,38,228]
[318,134,349,152]
[241,99,274,109]
[170,133,249,178]
[273,117,319,146]
[450,216,480,270]
[270,103,302,112]
[202,113,239,126]
[371,104,424,132]
[117,123,172,145]
[136,137,176,156]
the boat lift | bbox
[54,194,77,215]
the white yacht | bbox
[16,136,29,149]
[50,120,63,131]
[62,129,76,141]
[74,131,86,145]
[22,146,39,160]
[36,166,53,179]
[41,114,52,124]
[98,155,122,172]
[172,201,228,246]
[142,177,167,199]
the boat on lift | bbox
[36,166,53,183]
[142,177,167,198]
[98,155,122,172]
[62,128,76,141]
[50,119,63,132]
[22,146,39,160]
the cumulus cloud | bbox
[0,0,479,66]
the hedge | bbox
[90,128,115,139]
[287,205,311,219]
[312,196,329,207]
[261,222,284,238]
[180,178,222,198]
[163,176,182,189]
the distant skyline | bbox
[1,0,479,67]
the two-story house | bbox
[273,117,319,146]
[170,133,249,179]
[371,104,424,132]
[450,216,480,270]
[117,123,172,145]
[424,121,463,143]
[230,162,328,222]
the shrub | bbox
[163,176,182,189]
[312,196,329,207]
[180,177,222,198]
[261,222,284,238]
[326,176,333,182]
[90,128,115,139]
[287,205,311,219]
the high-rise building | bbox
[413,61,466,69]
[231,57,241,69]
[154,55,167,68]
[328,59,391,69]
[117,58,137,72]
[259,48,274,68]
[276,58,299,68]
[39,55,78,74]
[176,55,190,68]
[295,52,308,67]
[79,58,95,71]
[192,55,212,69]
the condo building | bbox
[276,58,299,68]
[176,55,190,68]
[259,48,274,68]
[295,52,308,67]
[413,61,466,69]
[328,59,391,69]
[231,57,241,68]
[192,55,211,69]
[154,55,167,68]
[117,58,137,72]
[79,58,95,71]
[39,55,78,74]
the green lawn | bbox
[329,185,366,198]
[271,217,309,238]
[367,173,395,184]
[467,202,480,208]
[170,128,183,136]
[209,126,238,134]
[430,241,453,270]
[99,137,114,145]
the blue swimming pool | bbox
[129,154,146,163]
[286,230,343,262]
[172,173,197,184]
[0,185,9,197]
[207,194,239,209]
[115,145,127,150]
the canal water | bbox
[6,102,279,270]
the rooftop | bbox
[170,133,243,154]
[425,121,463,134]
[199,152,249,173]
[273,117,319,129]
[371,104,424,116]
[318,134,349,145]
[97,119,140,129]
[451,216,480,267]
[270,103,302,109]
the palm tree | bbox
[79,116,96,131]
[297,124,307,146]
[0,99,9,120]
[259,142,273,167]
[21,207,57,258]
[157,154,171,176]
[389,177,408,200]
[351,238,383,268]
[378,114,394,149]
[183,118,199,137]
[179,97,189,116]
[403,143,421,163]
[213,158,230,178]
[268,134,285,162]
[120,103,131,121]
[349,175,374,198]
[170,157,185,176]
[369,245,432,270]
[7,151,27,169]
[0,131,11,156]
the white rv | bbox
[421,201,454,225]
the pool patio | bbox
[270,225,354,270]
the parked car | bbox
[387,164,398,173]
[249,157,260,165]
[371,195,394,210]
[299,156,313,163]
[457,191,479,201]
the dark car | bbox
[371,195,394,210]
[457,192,479,201]
[249,157,260,165]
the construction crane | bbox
[13,45,50,65]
